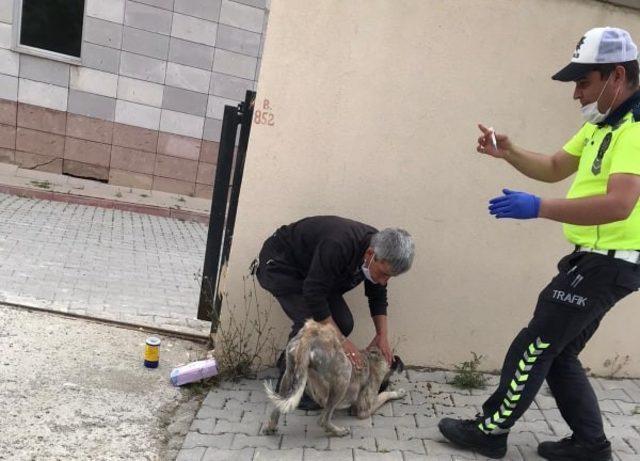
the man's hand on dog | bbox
[342,338,364,369]
[368,334,393,366]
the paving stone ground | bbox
[0,192,209,335]
[177,369,640,461]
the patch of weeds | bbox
[198,271,278,382]
[30,180,51,189]
[632,405,640,415]
[602,354,630,378]
[176,196,186,203]
[140,193,149,198]
[114,191,123,198]
[451,352,487,390]
[181,378,214,395]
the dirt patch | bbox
[0,304,211,460]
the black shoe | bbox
[438,417,508,459]
[297,393,321,411]
[538,436,612,461]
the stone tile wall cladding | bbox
[0,0,268,198]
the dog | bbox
[262,319,406,437]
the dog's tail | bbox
[263,336,312,413]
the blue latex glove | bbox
[488,189,541,219]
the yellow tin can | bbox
[144,336,161,368]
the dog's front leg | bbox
[356,389,407,419]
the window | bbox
[14,0,85,62]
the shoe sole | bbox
[537,450,612,461]
[438,423,506,459]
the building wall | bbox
[226,0,640,375]
[0,0,267,197]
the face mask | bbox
[580,74,620,124]
[361,256,376,284]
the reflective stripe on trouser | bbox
[477,252,639,441]
[478,336,550,434]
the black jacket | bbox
[257,216,388,321]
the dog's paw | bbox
[262,424,278,435]
[393,388,407,399]
[327,425,350,437]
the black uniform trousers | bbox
[479,251,640,445]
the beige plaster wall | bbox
[224,0,640,376]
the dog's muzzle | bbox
[379,355,405,392]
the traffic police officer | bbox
[438,27,640,461]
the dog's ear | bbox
[391,355,405,374]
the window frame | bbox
[12,0,86,64]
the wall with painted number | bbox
[227,0,640,375]
[253,99,274,126]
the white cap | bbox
[552,27,638,81]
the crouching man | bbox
[254,215,415,410]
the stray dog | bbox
[263,319,406,437]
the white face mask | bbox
[580,74,619,124]
[361,256,376,284]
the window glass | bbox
[20,0,85,58]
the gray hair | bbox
[371,228,415,275]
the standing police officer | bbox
[438,27,640,461]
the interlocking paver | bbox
[616,400,640,416]
[397,424,441,441]
[600,399,624,414]
[451,394,487,407]
[232,434,281,450]
[433,404,480,418]
[214,420,261,436]
[202,392,227,409]
[197,407,242,422]
[0,193,208,334]
[280,433,329,450]
[303,448,353,461]
[607,426,640,439]
[253,447,302,460]
[175,350,640,460]
[375,437,426,455]
[508,431,538,447]
[225,400,267,414]
[190,418,216,434]
[352,426,397,439]
[372,415,416,428]
[330,436,376,451]
[202,447,254,461]
[176,447,206,461]
[182,432,233,449]
[596,389,633,402]
[414,415,443,430]
[353,449,403,460]
[424,440,477,459]
[611,436,636,454]
[521,409,545,422]
[624,436,640,454]
[605,413,640,428]
[513,444,543,460]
